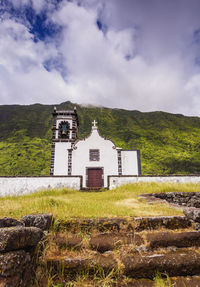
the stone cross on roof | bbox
[92,120,98,127]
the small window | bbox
[90,149,100,161]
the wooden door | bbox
[87,168,103,188]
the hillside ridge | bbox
[0,101,200,175]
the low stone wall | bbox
[55,216,191,233]
[0,176,82,197]
[147,192,200,208]
[141,192,200,231]
[0,213,200,285]
[109,175,200,189]
[0,217,45,286]
[0,214,52,286]
[0,175,200,196]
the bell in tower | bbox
[52,106,79,142]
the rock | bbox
[183,207,200,223]
[145,192,200,208]
[91,253,118,273]
[119,276,200,287]
[0,250,30,277]
[22,214,53,231]
[135,216,191,231]
[56,216,191,233]
[172,276,200,287]
[47,253,117,277]
[118,278,154,287]
[188,197,200,208]
[0,250,32,287]
[47,257,90,274]
[54,234,82,250]
[90,232,144,252]
[194,222,200,230]
[123,250,200,279]
[56,217,128,233]
[146,231,200,249]
[0,218,24,228]
[0,227,43,252]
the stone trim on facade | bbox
[50,142,55,176]
[117,150,122,175]
[137,150,141,175]
[68,149,72,175]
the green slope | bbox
[0,101,200,175]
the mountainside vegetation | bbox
[0,101,200,175]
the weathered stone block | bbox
[90,232,144,252]
[144,192,200,208]
[0,250,31,287]
[123,250,200,278]
[184,207,200,223]
[0,250,30,277]
[54,234,83,250]
[47,253,117,277]
[22,213,53,231]
[135,216,191,231]
[146,231,200,249]
[0,227,43,252]
[0,218,24,228]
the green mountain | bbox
[0,101,200,175]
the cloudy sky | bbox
[1,0,200,116]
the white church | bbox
[50,107,141,189]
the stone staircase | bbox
[38,216,200,286]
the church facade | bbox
[51,107,141,188]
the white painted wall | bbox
[121,150,138,175]
[109,176,200,189]
[0,176,199,196]
[72,127,118,188]
[0,176,81,197]
[54,142,71,175]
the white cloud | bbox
[49,1,199,115]
[0,65,68,103]
[184,75,200,114]
[0,18,66,103]
[10,0,30,9]
[31,0,46,13]
[0,0,200,116]
[9,0,46,13]
[0,19,57,70]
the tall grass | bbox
[153,272,174,287]
[0,182,199,219]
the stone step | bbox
[45,249,200,282]
[54,216,191,233]
[117,276,200,287]
[52,233,83,250]
[146,230,200,249]
[0,226,44,252]
[123,250,200,279]
[51,229,200,254]
[46,253,118,278]
[90,232,144,252]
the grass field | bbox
[0,182,199,219]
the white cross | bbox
[92,120,97,127]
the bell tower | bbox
[50,107,79,175]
